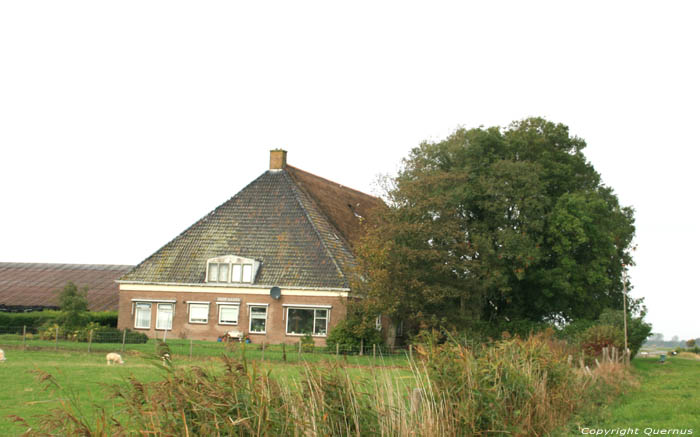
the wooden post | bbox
[189,339,193,360]
[409,344,413,361]
[54,327,58,351]
[336,343,339,357]
[282,342,287,361]
[22,325,26,350]
[360,338,364,356]
[298,339,302,356]
[262,341,265,361]
[88,329,93,353]
[121,329,126,353]
[373,343,376,360]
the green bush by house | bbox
[0,311,118,329]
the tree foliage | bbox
[355,118,636,333]
[56,281,89,329]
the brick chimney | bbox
[269,149,287,170]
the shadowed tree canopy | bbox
[354,118,636,332]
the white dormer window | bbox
[206,255,260,284]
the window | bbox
[208,263,218,282]
[286,308,328,336]
[206,256,259,284]
[134,303,151,329]
[242,264,252,282]
[231,264,242,282]
[189,303,209,324]
[218,304,239,325]
[396,320,404,337]
[218,263,229,282]
[249,305,267,333]
[375,314,382,331]
[156,303,173,330]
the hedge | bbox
[0,310,118,328]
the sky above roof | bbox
[1,1,697,340]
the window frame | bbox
[155,303,174,330]
[217,303,240,326]
[248,304,268,334]
[134,302,152,329]
[285,306,330,337]
[188,302,210,324]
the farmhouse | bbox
[0,262,131,312]
[117,150,383,344]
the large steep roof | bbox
[120,165,383,289]
[0,262,132,311]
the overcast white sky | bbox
[1,1,698,340]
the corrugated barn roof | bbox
[0,263,132,311]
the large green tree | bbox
[355,118,636,332]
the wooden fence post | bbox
[262,341,265,362]
[336,343,339,357]
[298,339,302,356]
[409,344,413,361]
[189,339,193,360]
[360,339,364,356]
[373,343,376,360]
[54,327,58,351]
[121,329,126,353]
[88,329,93,353]
[282,342,287,361]
[22,325,26,350]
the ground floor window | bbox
[156,303,173,330]
[218,304,239,325]
[249,305,267,333]
[375,314,382,331]
[134,303,151,329]
[286,308,328,336]
[188,303,209,324]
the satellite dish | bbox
[270,286,281,300]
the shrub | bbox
[300,334,315,353]
[0,311,118,329]
[579,324,623,358]
[326,319,383,352]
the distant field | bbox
[0,348,410,436]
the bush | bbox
[0,311,118,329]
[579,324,623,358]
[300,334,315,353]
[326,319,383,352]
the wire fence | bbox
[0,326,412,366]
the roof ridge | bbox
[282,170,348,286]
[286,165,380,200]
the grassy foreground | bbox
[0,349,404,436]
[560,355,700,434]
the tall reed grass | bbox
[17,331,633,436]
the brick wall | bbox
[118,288,347,345]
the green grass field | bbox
[560,355,700,435]
[0,348,410,436]
[0,333,409,366]
[594,356,700,430]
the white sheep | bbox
[106,352,124,365]
[0,348,5,362]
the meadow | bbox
[3,339,698,436]
[0,348,410,436]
